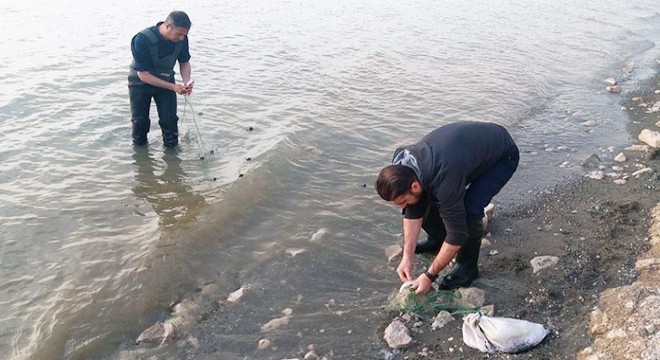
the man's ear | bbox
[410,181,422,194]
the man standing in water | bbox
[128,11,193,148]
[375,121,519,294]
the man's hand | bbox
[396,257,414,282]
[183,79,194,95]
[172,83,189,95]
[413,273,433,294]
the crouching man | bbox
[375,121,519,294]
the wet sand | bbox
[395,70,660,359]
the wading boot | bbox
[414,236,442,254]
[439,220,484,289]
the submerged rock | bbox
[136,321,177,345]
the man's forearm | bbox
[179,62,192,83]
[137,71,175,91]
[402,218,423,259]
[428,243,461,275]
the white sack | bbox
[462,313,495,353]
[462,313,549,353]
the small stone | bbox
[580,154,601,168]
[604,78,617,86]
[581,120,596,126]
[624,144,650,152]
[606,85,622,93]
[248,126,254,131]
[585,171,604,180]
[489,250,499,256]
[480,238,492,248]
[282,308,293,316]
[612,166,624,171]
[258,338,271,350]
[239,174,244,178]
[261,316,290,332]
[304,351,320,360]
[613,179,627,185]
[246,157,251,161]
[530,256,560,273]
[431,311,455,330]
[614,153,626,162]
[632,96,644,105]
[227,287,245,303]
[631,167,652,177]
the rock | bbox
[455,287,486,308]
[258,338,271,350]
[310,228,328,242]
[632,97,644,105]
[639,129,660,148]
[136,321,177,345]
[286,248,307,257]
[625,144,650,152]
[431,311,455,330]
[614,153,626,162]
[646,101,660,114]
[385,245,403,262]
[589,308,609,335]
[282,308,293,316]
[614,179,627,185]
[530,256,560,273]
[261,316,290,332]
[580,154,601,168]
[585,171,605,180]
[581,120,596,126]
[383,319,413,349]
[304,351,320,360]
[227,287,245,303]
[632,168,652,177]
[612,166,624,171]
[480,238,492,248]
[489,249,499,256]
[604,78,617,86]
[606,85,622,93]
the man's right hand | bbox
[172,84,188,95]
[396,257,414,282]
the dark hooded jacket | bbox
[392,121,517,246]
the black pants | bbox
[129,83,179,147]
[423,146,520,241]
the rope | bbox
[181,93,207,159]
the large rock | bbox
[455,287,486,308]
[384,319,413,349]
[639,129,660,148]
[578,204,660,360]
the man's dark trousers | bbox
[129,83,179,148]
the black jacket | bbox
[392,121,517,245]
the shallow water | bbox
[1,0,659,359]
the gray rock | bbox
[384,319,413,349]
[530,256,560,273]
[580,154,601,168]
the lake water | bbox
[1,0,659,359]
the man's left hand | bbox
[413,273,433,294]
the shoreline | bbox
[393,67,660,359]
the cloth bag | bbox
[462,313,549,353]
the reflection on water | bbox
[132,147,206,228]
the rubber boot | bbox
[439,220,484,289]
[415,236,442,254]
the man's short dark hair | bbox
[375,165,418,201]
[166,11,192,29]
